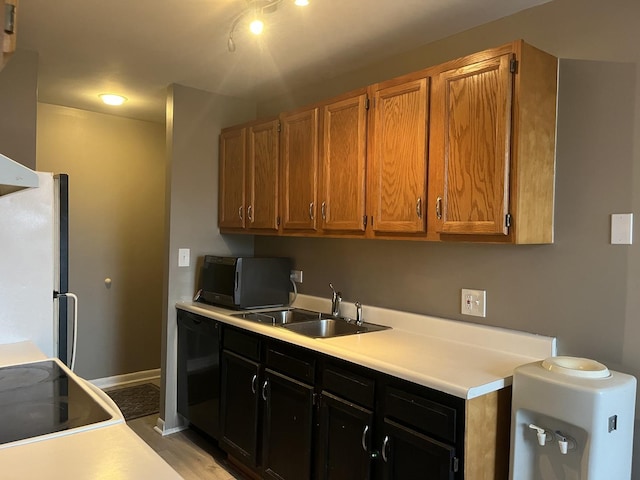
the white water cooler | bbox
[509,357,637,479]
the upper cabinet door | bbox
[246,120,280,232]
[320,92,368,233]
[280,108,319,231]
[1,0,18,72]
[370,78,429,234]
[219,127,246,229]
[430,54,513,235]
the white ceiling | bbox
[16,0,551,123]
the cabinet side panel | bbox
[512,42,558,244]
[464,387,511,480]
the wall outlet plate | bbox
[290,270,303,283]
[461,289,486,317]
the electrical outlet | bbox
[461,289,486,317]
[290,270,303,283]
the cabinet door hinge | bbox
[365,97,370,110]
[510,58,518,74]
[313,393,319,406]
[505,213,512,228]
[452,457,459,473]
[277,122,281,133]
[363,215,367,227]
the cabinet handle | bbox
[309,202,315,220]
[436,196,442,220]
[251,374,257,394]
[247,205,253,222]
[361,425,369,452]
[382,435,390,462]
[416,197,422,219]
[321,201,326,220]
[238,205,244,221]
[261,379,269,401]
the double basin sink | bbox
[231,308,390,339]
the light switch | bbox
[611,214,633,245]
[178,248,190,267]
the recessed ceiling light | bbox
[99,94,127,106]
[294,0,309,5]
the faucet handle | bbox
[355,301,363,325]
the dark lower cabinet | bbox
[176,310,221,439]
[317,391,374,480]
[221,350,261,467]
[380,418,457,480]
[262,368,315,480]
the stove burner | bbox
[0,360,112,445]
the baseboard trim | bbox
[89,368,161,389]
[154,416,188,436]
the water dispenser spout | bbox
[528,424,551,446]
[555,431,576,454]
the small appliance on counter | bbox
[195,255,292,309]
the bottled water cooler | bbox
[509,356,636,479]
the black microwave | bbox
[196,256,292,309]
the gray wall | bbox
[37,103,166,380]
[254,0,640,471]
[0,50,38,168]
[160,84,255,430]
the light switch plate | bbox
[461,289,486,317]
[178,248,190,267]
[611,213,633,245]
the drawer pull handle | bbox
[309,202,315,220]
[247,205,253,222]
[251,374,257,394]
[382,435,390,462]
[262,379,269,401]
[238,205,244,221]
[321,201,326,220]
[361,425,369,452]
[436,196,442,220]
[416,197,422,219]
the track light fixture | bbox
[227,0,308,53]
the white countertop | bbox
[0,341,183,479]
[177,295,556,400]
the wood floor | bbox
[127,415,245,480]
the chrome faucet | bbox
[355,301,363,326]
[329,283,341,317]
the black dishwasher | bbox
[177,309,221,440]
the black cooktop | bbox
[0,360,112,445]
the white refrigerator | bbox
[0,169,71,363]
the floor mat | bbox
[106,383,160,421]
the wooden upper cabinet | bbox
[219,127,246,229]
[246,120,279,232]
[1,0,18,72]
[431,54,512,236]
[319,91,368,233]
[429,41,557,243]
[369,78,429,234]
[280,107,319,231]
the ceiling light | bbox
[249,18,264,35]
[99,94,127,106]
[227,0,306,53]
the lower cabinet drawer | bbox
[384,386,457,443]
[322,366,375,409]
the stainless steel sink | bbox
[231,308,324,326]
[282,317,389,338]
